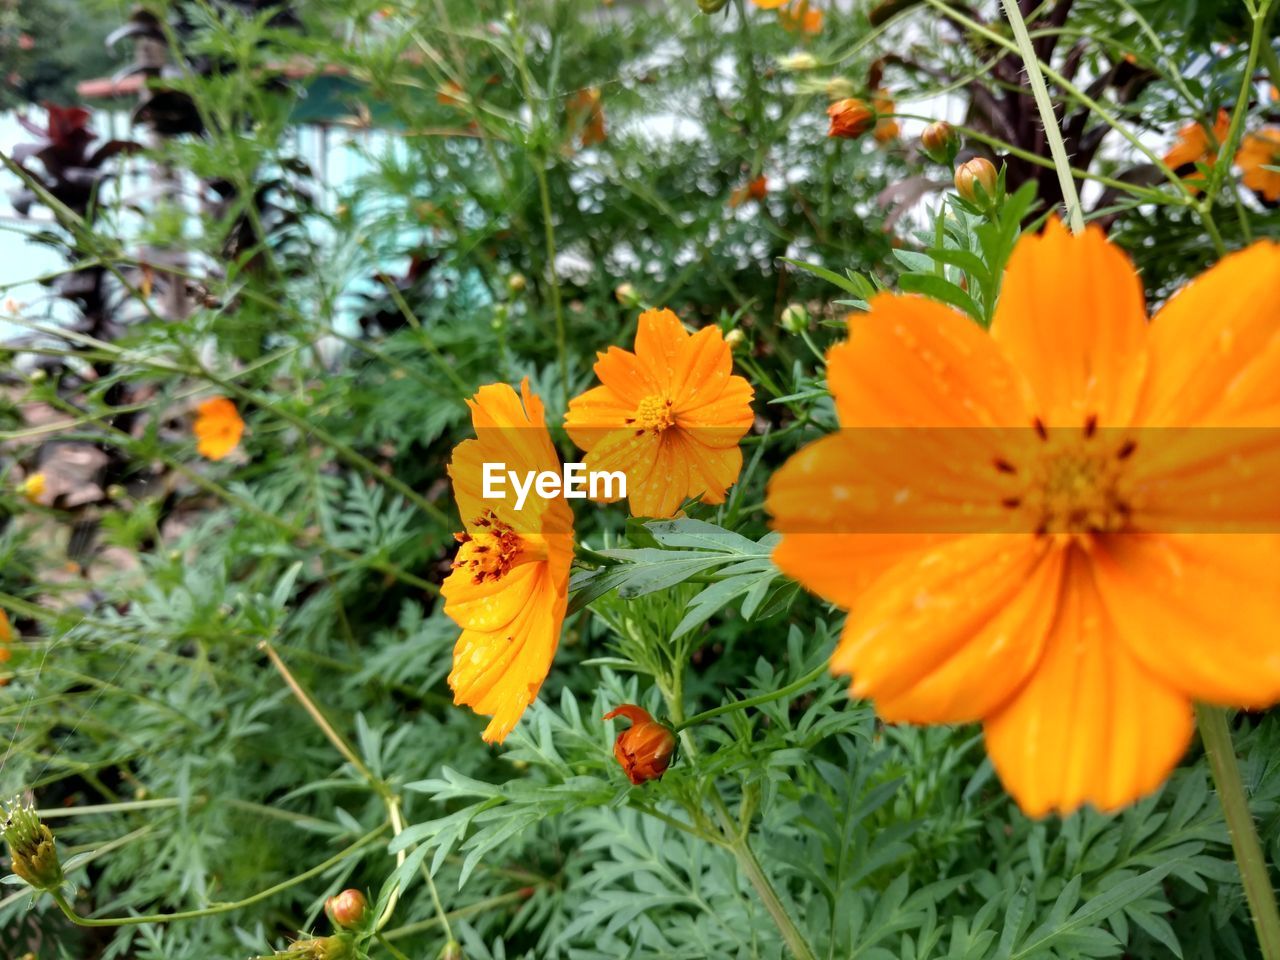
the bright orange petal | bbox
[829,294,1027,428]
[1136,241,1280,427]
[983,548,1194,817]
[990,220,1148,426]
[1091,534,1280,708]
[836,535,1062,724]
[633,308,688,392]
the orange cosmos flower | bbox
[567,88,606,148]
[767,220,1280,817]
[728,174,768,208]
[872,90,899,143]
[827,98,874,140]
[564,308,755,518]
[443,380,574,743]
[603,705,677,784]
[778,0,823,35]
[1236,127,1280,202]
[1163,109,1230,192]
[194,397,244,461]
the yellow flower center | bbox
[452,510,522,584]
[627,394,676,434]
[999,418,1136,536]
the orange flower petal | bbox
[1091,534,1280,707]
[835,536,1061,724]
[990,220,1148,426]
[828,293,1027,428]
[983,549,1193,817]
[1137,241,1280,426]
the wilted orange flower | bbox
[564,308,754,518]
[194,397,244,461]
[443,380,574,743]
[567,88,606,148]
[603,705,676,784]
[1236,127,1280,202]
[767,220,1280,817]
[1163,109,1229,192]
[728,174,768,208]
[827,98,874,140]
[778,0,823,35]
[872,90,899,143]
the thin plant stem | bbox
[663,685,818,960]
[999,0,1085,232]
[1197,705,1280,960]
[47,825,387,927]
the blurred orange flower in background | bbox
[565,308,755,518]
[872,90,899,143]
[194,397,244,461]
[0,608,12,686]
[767,220,1280,817]
[1236,128,1280,202]
[443,380,574,743]
[1163,109,1229,192]
[568,87,607,148]
[778,0,823,35]
[728,174,768,208]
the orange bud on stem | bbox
[826,98,874,140]
[603,705,676,785]
[324,889,368,929]
[954,157,998,206]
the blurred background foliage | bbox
[0,0,1277,958]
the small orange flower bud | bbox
[954,157,998,205]
[324,888,368,929]
[603,705,676,785]
[920,121,957,162]
[826,98,874,140]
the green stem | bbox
[1197,704,1280,960]
[48,825,387,927]
[663,686,818,960]
[675,663,828,733]
[999,0,1084,232]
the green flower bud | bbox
[1,800,63,892]
[724,328,746,350]
[698,0,729,12]
[614,282,642,308]
[779,303,809,334]
[439,941,465,960]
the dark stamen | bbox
[993,457,1017,474]
[1033,417,1048,441]
[1116,439,1137,460]
[1083,414,1098,438]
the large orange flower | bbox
[564,308,755,518]
[1163,109,1229,193]
[1236,127,1280,202]
[194,397,244,461]
[443,380,575,743]
[767,220,1280,817]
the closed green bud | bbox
[780,303,809,334]
[1,800,63,892]
[697,0,729,12]
[439,941,465,960]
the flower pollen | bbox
[627,394,676,434]
[453,510,522,584]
